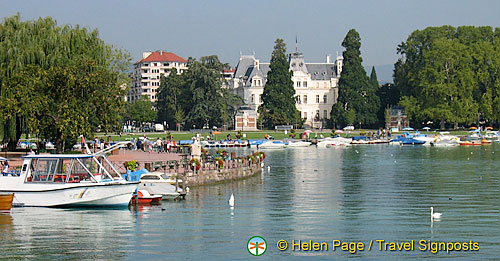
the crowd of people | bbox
[128,136,179,153]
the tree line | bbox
[395,25,500,129]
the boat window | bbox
[160,174,170,180]
[30,159,58,182]
[69,158,96,182]
[141,175,160,180]
[27,159,72,183]
[94,156,119,179]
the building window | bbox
[303,112,307,119]
[251,94,255,103]
[303,81,307,87]
[259,94,262,103]
[296,81,300,87]
[323,95,327,103]
[297,96,301,104]
[303,95,307,104]
[315,110,320,119]
[143,63,149,67]
[316,95,320,103]
[323,110,328,119]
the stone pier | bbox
[184,164,262,186]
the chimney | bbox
[326,55,330,64]
[254,59,259,70]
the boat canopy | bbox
[22,153,123,184]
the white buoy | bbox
[228,193,235,207]
[430,207,442,219]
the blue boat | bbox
[390,133,426,145]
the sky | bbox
[1,0,500,71]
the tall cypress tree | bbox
[331,29,379,128]
[369,66,379,89]
[258,39,301,129]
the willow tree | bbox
[0,14,130,152]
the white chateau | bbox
[230,52,343,130]
[128,51,188,103]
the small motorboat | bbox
[0,193,14,210]
[130,190,162,204]
[286,140,311,147]
[316,137,352,148]
[258,140,287,149]
[139,171,187,200]
[414,135,435,146]
[431,136,460,147]
[459,140,482,146]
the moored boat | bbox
[130,189,162,204]
[431,135,460,147]
[286,140,312,147]
[0,193,14,210]
[138,171,186,200]
[459,140,482,146]
[0,151,138,207]
[258,140,287,149]
[316,137,352,148]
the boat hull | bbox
[1,182,138,207]
[0,193,14,210]
[139,181,181,200]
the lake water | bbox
[0,145,498,259]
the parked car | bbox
[343,125,355,131]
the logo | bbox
[247,236,267,256]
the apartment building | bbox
[128,51,188,103]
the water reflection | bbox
[0,208,135,259]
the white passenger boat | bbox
[139,171,186,200]
[0,152,138,207]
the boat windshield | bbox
[25,156,118,183]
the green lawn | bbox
[96,129,477,142]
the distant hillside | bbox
[365,64,394,84]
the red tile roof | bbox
[135,51,187,64]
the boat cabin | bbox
[22,154,123,184]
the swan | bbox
[430,207,442,219]
[228,193,235,207]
